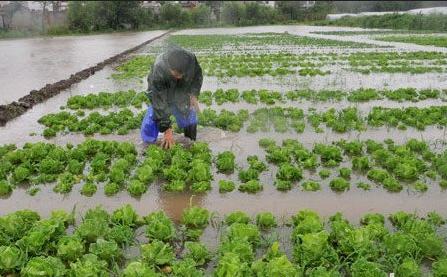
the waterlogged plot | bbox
[260,138,447,193]
[376,35,447,48]
[168,33,381,51]
[348,51,447,74]
[112,50,447,80]
[1,205,447,276]
[0,140,215,197]
[35,87,447,137]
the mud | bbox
[0,31,172,126]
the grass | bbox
[315,13,447,33]
[375,35,447,48]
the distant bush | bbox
[316,13,447,32]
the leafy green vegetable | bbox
[239,180,263,193]
[145,211,175,242]
[56,236,84,262]
[329,177,350,192]
[122,261,158,277]
[216,151,236,173]
[21,256,66,277]
[69,254,108,276]
[225,211,251,225]
[112,204,139,227]
[182,207,209,229]
[127,179,147,197]
[256,212,277,229]
[141,240,175,266]
[219,180,235,193]
[302,180,321,191]
[184,241,210,266]
[0,246,25,273]
[89,238,121,262]
[81,181,97,197]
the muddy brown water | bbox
[0,30,166,105]
[1,26,447,225]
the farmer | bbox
[141,46,203,149]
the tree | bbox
[222,2,245,25]
[191,4,211,26]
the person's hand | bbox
[161,128,175,149]
[190,95,200,112]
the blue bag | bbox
[141,105,197,143]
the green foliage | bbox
[302,180,321,191]
[239,180,263,193]
[56,236,84,262]
[329,177,350,192]
[256,212,277,229]
[145,211,175,242]
[182,207,209,229]
[127,179,147,197]
[225,211,251,225]
[141,240,175,266]
[21,256,66,277]
[219,180,236,193]
[216,151,236,173]
[184,241,210,266]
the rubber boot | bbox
[184,124,197,141]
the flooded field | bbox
[1,25,447,221]
[0,30,166,104]
[1,25,447,276]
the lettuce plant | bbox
[191,181,212,193]
[141,240,175,267]
[184,241,210,266]
[81,181,97,197]
[256,212,277,229]
[216,151,236,173]
[111,204,139,227]
[225,211,251,225]
[0,180,12,196]
[329,177,350,192]
[145,211,175,242]
[127,179,147,197]
[227,223,261,246]
[182,207,209,229]
[122,261,158,277]
[69,254,108,276]
[56,236,84,262]
[238,168,260,182]
[274,180,293,191]
[302,180,321,191]
[239,180,263,193]
[0,246,25,273]
[276,164,302,182]
[219,180,235,193]
[89,238,121,262]
[164,180,185,192]
[21,256,66,277]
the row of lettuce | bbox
[40,102,447,138]
[1,204,447,276]
[1,137,447,197]
[63,88,447,110]
[112,51,447,80]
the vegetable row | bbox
[112,50,447,80]
[2,138,447,197]
[39,104,447,138]
[1,204,447,276]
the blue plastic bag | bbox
[141,105,197,143]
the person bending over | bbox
[141,46,203,149]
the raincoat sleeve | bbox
[190,55,203,97]
[147,66,172,133]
